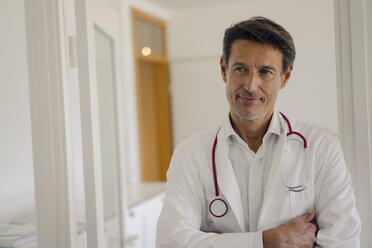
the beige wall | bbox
[168,0,338,146]
[0,0,35,222]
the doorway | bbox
[132,9,173,182]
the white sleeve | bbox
[315,136,361,247]
[156,145,263,248]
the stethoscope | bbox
[209,112,309,218]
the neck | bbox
[230,110,274,153]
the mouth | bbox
[237,93,263,104]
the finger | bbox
[304,225,318,245]
[309,228,317,244]
[301,209,315,221]
[306,223,318,234]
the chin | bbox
[233,108,268,121]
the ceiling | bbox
[139,0,253,11]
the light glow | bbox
[141,46,152,56]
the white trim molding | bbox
[24,0,77,247]
[334,0,372,246]
[74,0,106,247]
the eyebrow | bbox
[260,65,276,72]
[231,62,247,67]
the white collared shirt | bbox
[224,111,283,232]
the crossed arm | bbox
[157,139,360,248]
[262,209,317,247]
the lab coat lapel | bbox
[257,118,287,228]
[214,130,245,232]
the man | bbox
[156,16,360,247]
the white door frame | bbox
[334,0,372,246]
[75,0,127,247]
[25,0,128,247]
[90,11,128,248]
[74,0,107,247]
[24,0,77,247]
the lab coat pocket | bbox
[289,186,315,218]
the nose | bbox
[244,72,260,92]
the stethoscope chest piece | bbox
[209,198,228,217]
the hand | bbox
[262,209,318,248]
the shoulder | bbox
[286,118,346,177]
[169,126,219,174]
[174,126,220,156]
[168,127,219,179]
[289,118,339,145]
[287,118,341,160]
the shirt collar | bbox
[223,110,284,145]
[266,110,282,137]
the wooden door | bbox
[132,9,173,181]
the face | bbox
[220,39,292,121]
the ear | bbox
[220,57,227,83]
[280,65,293,89]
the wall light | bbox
[141,46,152,56]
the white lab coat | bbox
[156,112,361,248]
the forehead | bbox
[229,39,283,68]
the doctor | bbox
[156,16,360,247]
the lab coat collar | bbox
[215,127,246,232]
[257,112,289,228]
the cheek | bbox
[265,86,281,102]
[226,75,243,92]
[262,79,282,94]
[225,82,239,105]
[225,83,233,101]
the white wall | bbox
[0,0,35,222]
[119,0,171,184]
[365,0,372,187]
[168,0,338,146]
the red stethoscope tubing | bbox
[211,129,220,197]
[280,113,307,148]
[209,112,307,218]
[209,127,228,217]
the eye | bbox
[234,67,246,72]
[260,69,274,78]
[260,69,273,75]
[233,67,248,76]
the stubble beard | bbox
[232,107,268,121]
[231,93,268,121]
